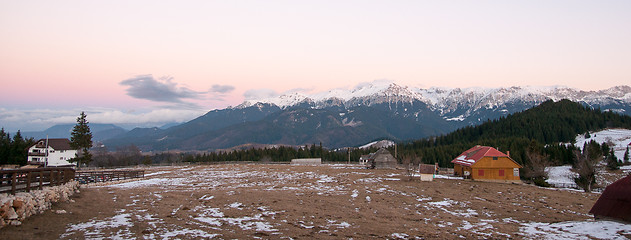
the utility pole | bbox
[348,147,351,164]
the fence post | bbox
[39,171,43,189]
[51,170,56,186]
[26,171,31,192]
[11,173,17,195]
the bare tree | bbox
[402,154,422,181]
[573,146,600,193]
[523,150,551,187]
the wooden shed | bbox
[419,163,437,181]
[589,175,631,222]
[451,145,522,182]
[362,148,397,169]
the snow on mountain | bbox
[238,81,631,119]
[358,140,396,149]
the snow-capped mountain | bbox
[104,82,631,151]
[238,82,631,126]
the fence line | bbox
[75,170,145,184]
[0,168,75,194]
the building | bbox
[589,175,631,223]
[361,148,397,169]
[451,145,522,182]
[290,158,322,165]
[419,163,437,181]
[27,138,77,167]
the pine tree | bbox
[70,112,93,167]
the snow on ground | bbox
[575,128,631,161]
[545,165,578,188]
[64,164,613,239]
[520,219,631,239]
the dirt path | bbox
[0,164,610,239]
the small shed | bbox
[291,158,322,165]
[362,148,397,169]
[589,175,631,222]
[419,163,436,181]
[451,145,522,182]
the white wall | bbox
[28,146,76,167]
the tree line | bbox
[0,129,35,166]
[395,100,631,168]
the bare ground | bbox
[0,164,603,239]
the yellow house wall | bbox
[470,157,521,181]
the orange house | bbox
[451,145,522,182]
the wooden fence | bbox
[75,170,144,184]
[0,168,76,195]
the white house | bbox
[27,138,77,167]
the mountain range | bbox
[30,82,631,151]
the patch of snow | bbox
[350,189,359,199]
[391,233,409,239]
[520,220,631,239]
[144,171,171,177]
[108,178,186,189]
[545,165,578,188]
[445,115,466,121]
[199,195,214,201]
[575,128,631,160]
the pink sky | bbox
[1,1,630,131]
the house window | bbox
[499,169,505,176]
[478,170,484,176]
[492,157,498,160]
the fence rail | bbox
[0,168,76,194]
[75,170,144,184]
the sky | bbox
[1,1,630,132]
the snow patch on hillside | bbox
[575,128,631,160]
[358,140,395,149]
[545,166,577,188]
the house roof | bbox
[451,145,510,167]
[361,148,392,160]
[419,164,436,174]
[589,175,631,222]
[33,138,73,151]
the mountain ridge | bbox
[101,83,631,151]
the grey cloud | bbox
[120,75,202,103]
[210,84,235,94]
[243,89,279,100]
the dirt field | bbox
[0,164,624,239]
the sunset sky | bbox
[1,1,630,132]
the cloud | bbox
[119,75,203,103]
[207,84,236,101]
[243,89,279,100]
[210,84,235,94]
[0,107,207,132]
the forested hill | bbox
[398,99,631,167]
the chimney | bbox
[506,151,510,157]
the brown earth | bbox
[0,164,601,239]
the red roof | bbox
[451,145,509,167]
[589,175,631,222]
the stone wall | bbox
[0,181,80,228]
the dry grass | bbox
[0,164,601,239]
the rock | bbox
[9,220,22,226]
[55,210,67,214]
[6,208,18,220]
